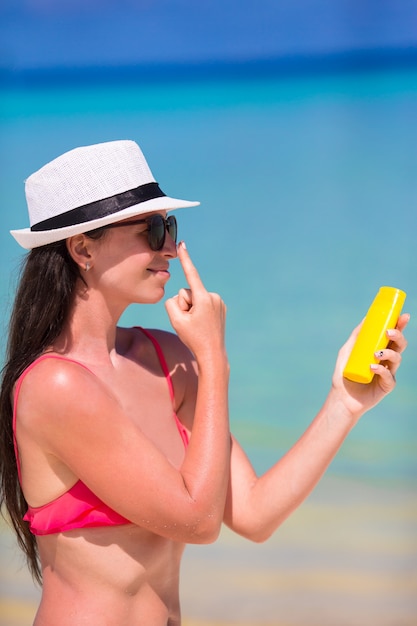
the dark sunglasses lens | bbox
[167,216,177,244]
[148,215,177,250]
[148,215,165,250]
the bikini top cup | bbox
[13,328,189,536]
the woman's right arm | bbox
[16,243,230,545]
[164,241,231,538]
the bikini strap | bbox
[136,327,189,447]
[136,327,175,403]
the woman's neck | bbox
[52,289,126,366]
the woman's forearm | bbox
[180,351,230,539]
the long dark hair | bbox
[0,229,105,584]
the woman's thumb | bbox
[178,288,192,312]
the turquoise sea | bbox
[0,65,416,625]
[1,66,415,483]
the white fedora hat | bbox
[11,140,200,249]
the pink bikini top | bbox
[13,327,189,536]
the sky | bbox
[1,0,417,73]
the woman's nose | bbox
[161,230,177,258]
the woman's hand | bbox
[332,313,410,420]
[165,242,227,360]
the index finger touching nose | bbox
[177,241,205,292]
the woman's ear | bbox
[66,234,93,272]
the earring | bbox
[85,262,90,272]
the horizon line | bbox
[1,46,417,88]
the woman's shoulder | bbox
[14,353,110,445]
[15,354,104,416]
[17,353,96,388]
[125,327,198,405]
[125,326,195,365]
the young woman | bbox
[0,140,408,626]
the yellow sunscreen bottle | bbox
[343,286,406,384]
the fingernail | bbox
[386,329,395,337]
[178,240,186,250]
[370,364,378,371]
[375,350,384,359]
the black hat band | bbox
[31,182,166,232]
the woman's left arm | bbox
[223,314,409,542]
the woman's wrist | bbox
[324,385,364,430]
[194,347,229,375]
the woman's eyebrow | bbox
[105,218,149,229]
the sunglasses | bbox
[105,214,177,251]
